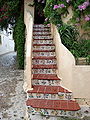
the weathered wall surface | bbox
[51,24,90,99]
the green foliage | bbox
[0,0,22,29]
[44,0,62,25]
[58,24,90,58]
[13,13,25,69]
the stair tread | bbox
[33,38,53,40]
[33,50,55,52]
[32,56,56,60]
[32,74,61,80]
[27,85,72,94]
[26,99,80,111]
[32,64,57,69]
[33,44,55,46]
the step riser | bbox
[33,36,52,39]
[27,93,72,100]
[33,52,55,57]
[32,80,61,86]
[34,24,50,27]
[33,46,55,50]
[27,107,81,118]
[33,28,50,31]
[33,40,53,44]
[32,59,56,65]
[32,69,56,74]
[33,32,51,35]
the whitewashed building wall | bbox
[0,26,14,55]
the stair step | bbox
[32,59,56,65]
[33,29,50,32]
[33,44,55,46]
[33,50,55,52]
[28,85,71,94]
[32,79,61,86]
[27,85,72,100]
[33,34,51,36]
[33,36,52,39]
[32,68,56,74]
[32,56,56,60]
[26,99,80,111]
[32,74,60,80]
[33,40,53,44]
[33,32,51,35]
[33,38,53,40]
[32,65,57,69]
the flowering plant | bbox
[44,0,90,30]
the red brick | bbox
[33,74,61,80]
[26,99,80,111]
[32,56,56,60]
[33,44,55,46]
[27,85,71,94]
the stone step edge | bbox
[33,38,53,40]
[33,34,51,36]
[27,85,72,94]
[32,64,57,69]
[26,99,80,111]
[32,74,61,80]
[33,50,55,52]
[33,44,55,46]
[32,56,56,60]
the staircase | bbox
[26,24,81,120]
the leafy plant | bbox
[13,13,25,69]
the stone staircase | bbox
[26,24,81,120]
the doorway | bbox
[34,0,46,24]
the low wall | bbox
[51,24,90,99]
[72,66,90,98]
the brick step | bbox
[33,50,55,52]
[32,56,56,60]
[33,52,55,57]
[33,44,55,46]
[33,38,53,40]
[32,65,57,69]
[26,99,80,111]
[27,85,72,100]
[33,28,50,32]
[33,32,51,35]
[34,25,50,28]
[32,68,56,74]
[32,59,56,65]
[32,74,60,80]
[33,40,53,44]
[33,34,51,36]
[32,79,61,86]
[33,46,55,51]
[33,36,52,39]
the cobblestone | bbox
[0,52,26,120]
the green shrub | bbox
[13,13,25,69]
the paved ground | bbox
[0,52,26,120]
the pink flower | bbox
[53,5,60,10]
[66,0,70,3]
[45,18,48,22]
[59,4,66,8]
[47,24,50,27]
[85,16,90,21]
